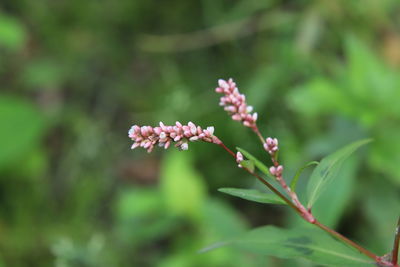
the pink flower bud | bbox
[180,143,188,150]
[189,136,199,141]
[232,114,241,121]
[236,151,243,163]
[218,79,229,90]
[277,165,283,173]
[164,140,171,149]
[264,137,279,155]
[270,165,283,176]
[131,143,140,149]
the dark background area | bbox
[0,0,400,266]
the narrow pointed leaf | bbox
[203,226,373,266]
[236,147,273,178]
[306,139,372,208]
[290,161,319,192]
[218,188,287,205]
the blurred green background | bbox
[0,0,400,266]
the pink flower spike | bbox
[129,122,218,152]
[215,79,258,129]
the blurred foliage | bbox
[0,0,399,266]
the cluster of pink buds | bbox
[128,121,220,153]
[269,165,283,177]
[216,79,258,129]
[264,137,279,155]
[236,151,244,168]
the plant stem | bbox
[245,168,301,213]
[252,126,265,145]
[218,142,301,212]
[314,220,379,262]
[218,142,236,157]
[217,139,394,266]
[392,216,400,265]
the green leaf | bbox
[0,14,26,51]
[236,147,272,178]
[311,157,358,228]
[0,95,46,169]
[239,160,255,173]
[160,150,206,219]
[115,189,161,221]
[359,177,400,253]
[218,188,287,205]
[205,226,373,266]
[306,139,371,208]
[290,161,319,192]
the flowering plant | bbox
[129,79,399,267]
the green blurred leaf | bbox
[236,147,272,178]
[370,125,400,184]
[114,188,177,246]
[0,95,45,169]
[288,78,347,117]
[290,161,319,192]
[306,139,371,208]
[115,189,161,221]
[0,14,26,51]
[160,150,206,219]
[207,226,373,266]
[359,177,400,254]
[22,59,64,89]
[311,157,358,228]
[199,198,250,266]
[202,198,248,238]
[218,188,286,205]
[8,148,48,179]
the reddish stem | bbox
[217,142,301,212]
[314,220,379,262]
[216,138,392,266]
[252,126,265,144]
[218,142,236,157]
